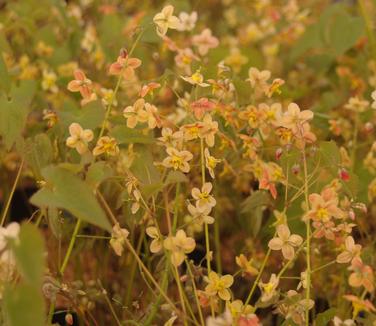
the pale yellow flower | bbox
[162,147,193,173]
[146,226,162,253]
[123,98,148,129]
[181,70,210,87]
[153,5,180,37]
[268,224,303,260]
[191,182,216,209]
[163,230,196,266]
[204,271,234,301]
[336,236,362,264]
[66,123,94,154]
[110,223,129,256]
[200,114,218,147]
[258,273,279,302]
[204,148,221,179]
[93,136,119,156]
[187,203,214,225]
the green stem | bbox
[98,27,147,138]
[244,247,271,307]
[0,158,24,227]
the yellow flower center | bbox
[171,155,183,169]
[263,282,274,293]
[192,72,203,84]
[317,207,329,220]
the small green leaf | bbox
[0,81,36,149]
[30,166,111,231]
[11,224,45,285]
[86,161,113,189]
[164,171,189,185]
[315,308,337,326]
[3,284,45,326]
[111,125,154,144]
[0,52,11,95]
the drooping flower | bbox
[163,230,196,266]
[204,271,234,301]
[258,273,279,302]
[336,236,362,264]
[93,136,119,156]
[139,82,161,98]
[181,69,210,87]
[153,5,180,37]
[146,226,163,253]
[192,29,219,56]
[191,182,216,209]
[66,123,94,154]
[205,148,221,179]
[110,223,129,256]
[235,254,258,276]
[268,224,303,260]
[162,147,193,173]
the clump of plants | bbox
[0,1,376,325]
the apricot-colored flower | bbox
[199,114,218,147]
[192,29,219,56]
[163,230,196,266]
[162,147,193,173]
[139,82,161,98]
[67,69,96,104]
[66,123,94,154]
[109,51,141,80]
[153,5,180,37]
[279,103,313,133]
[204,271,234,301]
[158,128,183,147]
[190,98,215,120]
[93,136,119,156]
[191,182,216,209]
[336,236,362,264]
[305,187,344,222]
[123,98,148,128]
[268,224,303,260]
[110,223,129,256]
[348,257,374,292]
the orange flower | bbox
[109,50,141,80]
[67,69,97,105]
[348,257,374,292]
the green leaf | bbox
[240,191,271,236]
[30,166,111,231]
[11,224,45,285]
[0,52,11,95]
[86,161,113,189]
[314,308,337,326]
[164,171,189,185]
[3,284,45,326]
[59,100,105,130]
[0,81,36,149]
[110,125,154,144]
[23,134,53,179]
